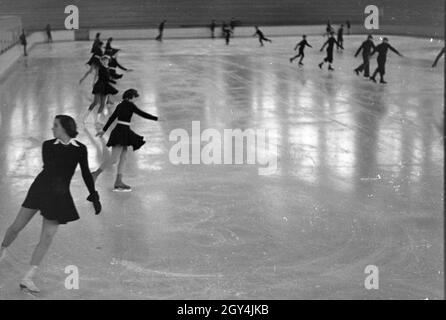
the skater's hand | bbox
[96,130,105,137]
[127,69,133,72]
[87,191,102,215]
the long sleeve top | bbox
[103,100,158,132]
[371,43,401,60]
[355,40,376,57]
[37,139,96,195]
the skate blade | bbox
[20,284,40,294]
[113,188,132,192]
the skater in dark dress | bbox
[19,29,27,56]
[92,89,159,191]
[0,115,101,293]
[354,34,375,77]
[82,56,118,125]
[156,20,167,41]
[210,20,217,39]
[253,26,272,46]
[346,20,351,35]
[370,37,403,84]
[319,32,343,71]
[106,49,132,80]
[79,40,104,84]
[105,37,117,52]
[91,33,101,52]
[337,24,344,50]
[290,35,312,65]
[432,47,445,67]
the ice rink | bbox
[0,34,443,299]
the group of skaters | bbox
[2,20,444,295]
[0,30,161,293]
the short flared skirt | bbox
[22,176,79,224]
[106,124,146,151]
[92,81,118,96]
[86,55,101,67]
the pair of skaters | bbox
[354,35,403,84]
[0,88,159,293]
[222,26,272,46]
[290,33,343,71]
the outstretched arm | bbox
[115,61,128,71]
[354,44,363,57]
[133,104,158,121]
[101,106,119,133]
[320,41,328,51]
[306,43,313,48]
[432,47,445,67]
[389,45,402,56]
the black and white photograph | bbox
[0,0,444,302]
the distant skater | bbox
[92,89,159,191]
[223,24,233,45]
[337,24,344,50]
[346,20,351,35]
[0,115,101,293]
[156,20,166,41]
[105,37,117,52]
[210,20,217,39]
[319,32,343,71]
[354,34,375,77]
[290,35,312,65]
[253,26,272,46]
[230,18,236,36]
[19,29,27,56]
[370,37,403,84]
[46,24,53,43]
[432,47,445,67]
[324,20,333,37]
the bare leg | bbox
[20,218,59,293]
[1,207,38,249]
[83,94,100,123]
[30,218,59,266]
[92,146,123,181]
[115,147,130,189]
[80,66,94,84]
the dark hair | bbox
[122,89,139,100]
[55,115,78,138]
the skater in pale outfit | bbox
[0,115,101,293]
[92,89,158,191]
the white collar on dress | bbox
[54,138,79,147]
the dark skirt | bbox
[106,124,146,151]
[92,81,118,96]
[86,55,101,67]
[22,175,79,224]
